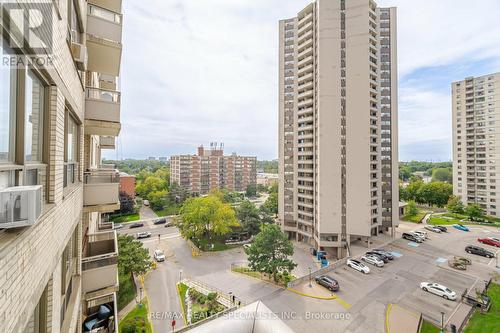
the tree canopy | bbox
[117,235,152,276]
[179,193,240,239]
[236,200,261,235]
[400,180,453,207]
[246,224,296,282]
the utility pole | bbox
[440,311,445,333]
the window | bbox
[25,71,44,162]
[64,112,79,188]
[0,43,16,164]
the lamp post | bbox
[179,269,183,282]
[308,267,312,288]
[440,311,445,333]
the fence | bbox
[286,257,349,288]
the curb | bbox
[176,282,189,326]
[286,287,338,301]
[386,303,393,333]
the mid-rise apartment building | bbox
[0,0,123,332]
[278,0,398,258]
[453,73,500,216]
[170,144,257,195]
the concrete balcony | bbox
[86,3,123,76]
[82,230,119,299]
[82,292,118,333]
[100,136,115,149]
[83,170,120,213]
[85,87,121,137]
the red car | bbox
[478,237,500,247]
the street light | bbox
[179,269,183,282]
[308,267,312,288]
[440,311,445,333]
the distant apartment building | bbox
[452,73,500,216]
[257,173,279,187]
[120,173,136,199]
[170,144,257,195]
[0,1,123,332]
[278,0,398,258]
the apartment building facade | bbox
[453,73,500,216]
[0,1,123,332]
[170,145,257,195]
[278,0,398,258]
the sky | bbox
[104,0,500,162]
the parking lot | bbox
[262,222,500,333]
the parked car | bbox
[153,249,165,262]
[453,256,472,265]
[453,224,469,232]
[465,245,495,258]
[424,225,442,233]
[409,231,426,242]
[137,232,152,239]
[346,259,370,274]
[372,249,394,260]
[402,232,422,243]
[361,255,384,267]
[315,275,340,291]
[143,200,150,206]
[113,223,124,230]
[154,218,167,225]
[478,237,500,247]
[129,222,144,228]
[365,251,389,263]
[435,225,448,232]
[413,230,428,239]
[420,282,457,300]
[243,244,252,250]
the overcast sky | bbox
[104,0,500,162]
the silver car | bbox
[361,255,384,267]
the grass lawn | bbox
[177,282,189,323]
[110,213,140,223]
[420,320,441,333]
[428,215,461,226]
[154,204,181,217]
[118,299,152,333]
[232,266,294,286]
[428,213,500,228]
[192,237,238,251]
[402,208,430,223]
[117,273,136,311]
[463,283,500,333]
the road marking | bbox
[408,242,419,247]
[142,234,181,243]
[390,251,403,258]
[286,288,352,309]
[436,257,447,263]
[385,303,393,333]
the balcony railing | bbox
[82,230,119,298]
[83,171,120,212]
[85,87,121,137]
[86,3,123,76]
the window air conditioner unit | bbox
[71,42,88,71]
[0,185,42,228]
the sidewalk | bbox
[118,274,143,321]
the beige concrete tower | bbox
[453,73,500,217]
[278,0,398,258]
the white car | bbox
[153,249,165,262]
[413,230,428,238]
[410,231,426,241]
[424,225,441,233]
[346,259,370,274]
[243,244,252,250]
[113,223,124,230]
[143,200,150,206]
[137,232,151,239]
[420,282,457,301]
[361,255,384,267]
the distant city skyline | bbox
[104,0,500,162]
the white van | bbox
[143,200,150,206]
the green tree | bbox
[246,224,297,282]
[406,200,418,216]
[179,194,240,240]
[256,184,268,193]
[261,192,278,215]
[246,184,257,198]
[119,191,135,214]
[399,166,412,181]
[236,200,261,235]
[118,235,152,276]
[405,180,424,203]
[136,176,167,199]
[269,182,278,194]
[447,195,465,214]
[149,190,168,210]
[432,168,452,183]
[417,182,452,207]
[465,204,484,221]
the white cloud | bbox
[105,0,500,161]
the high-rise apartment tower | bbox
[453,73,500,216]
[278,0,398,258]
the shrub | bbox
[120,320,136,333]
